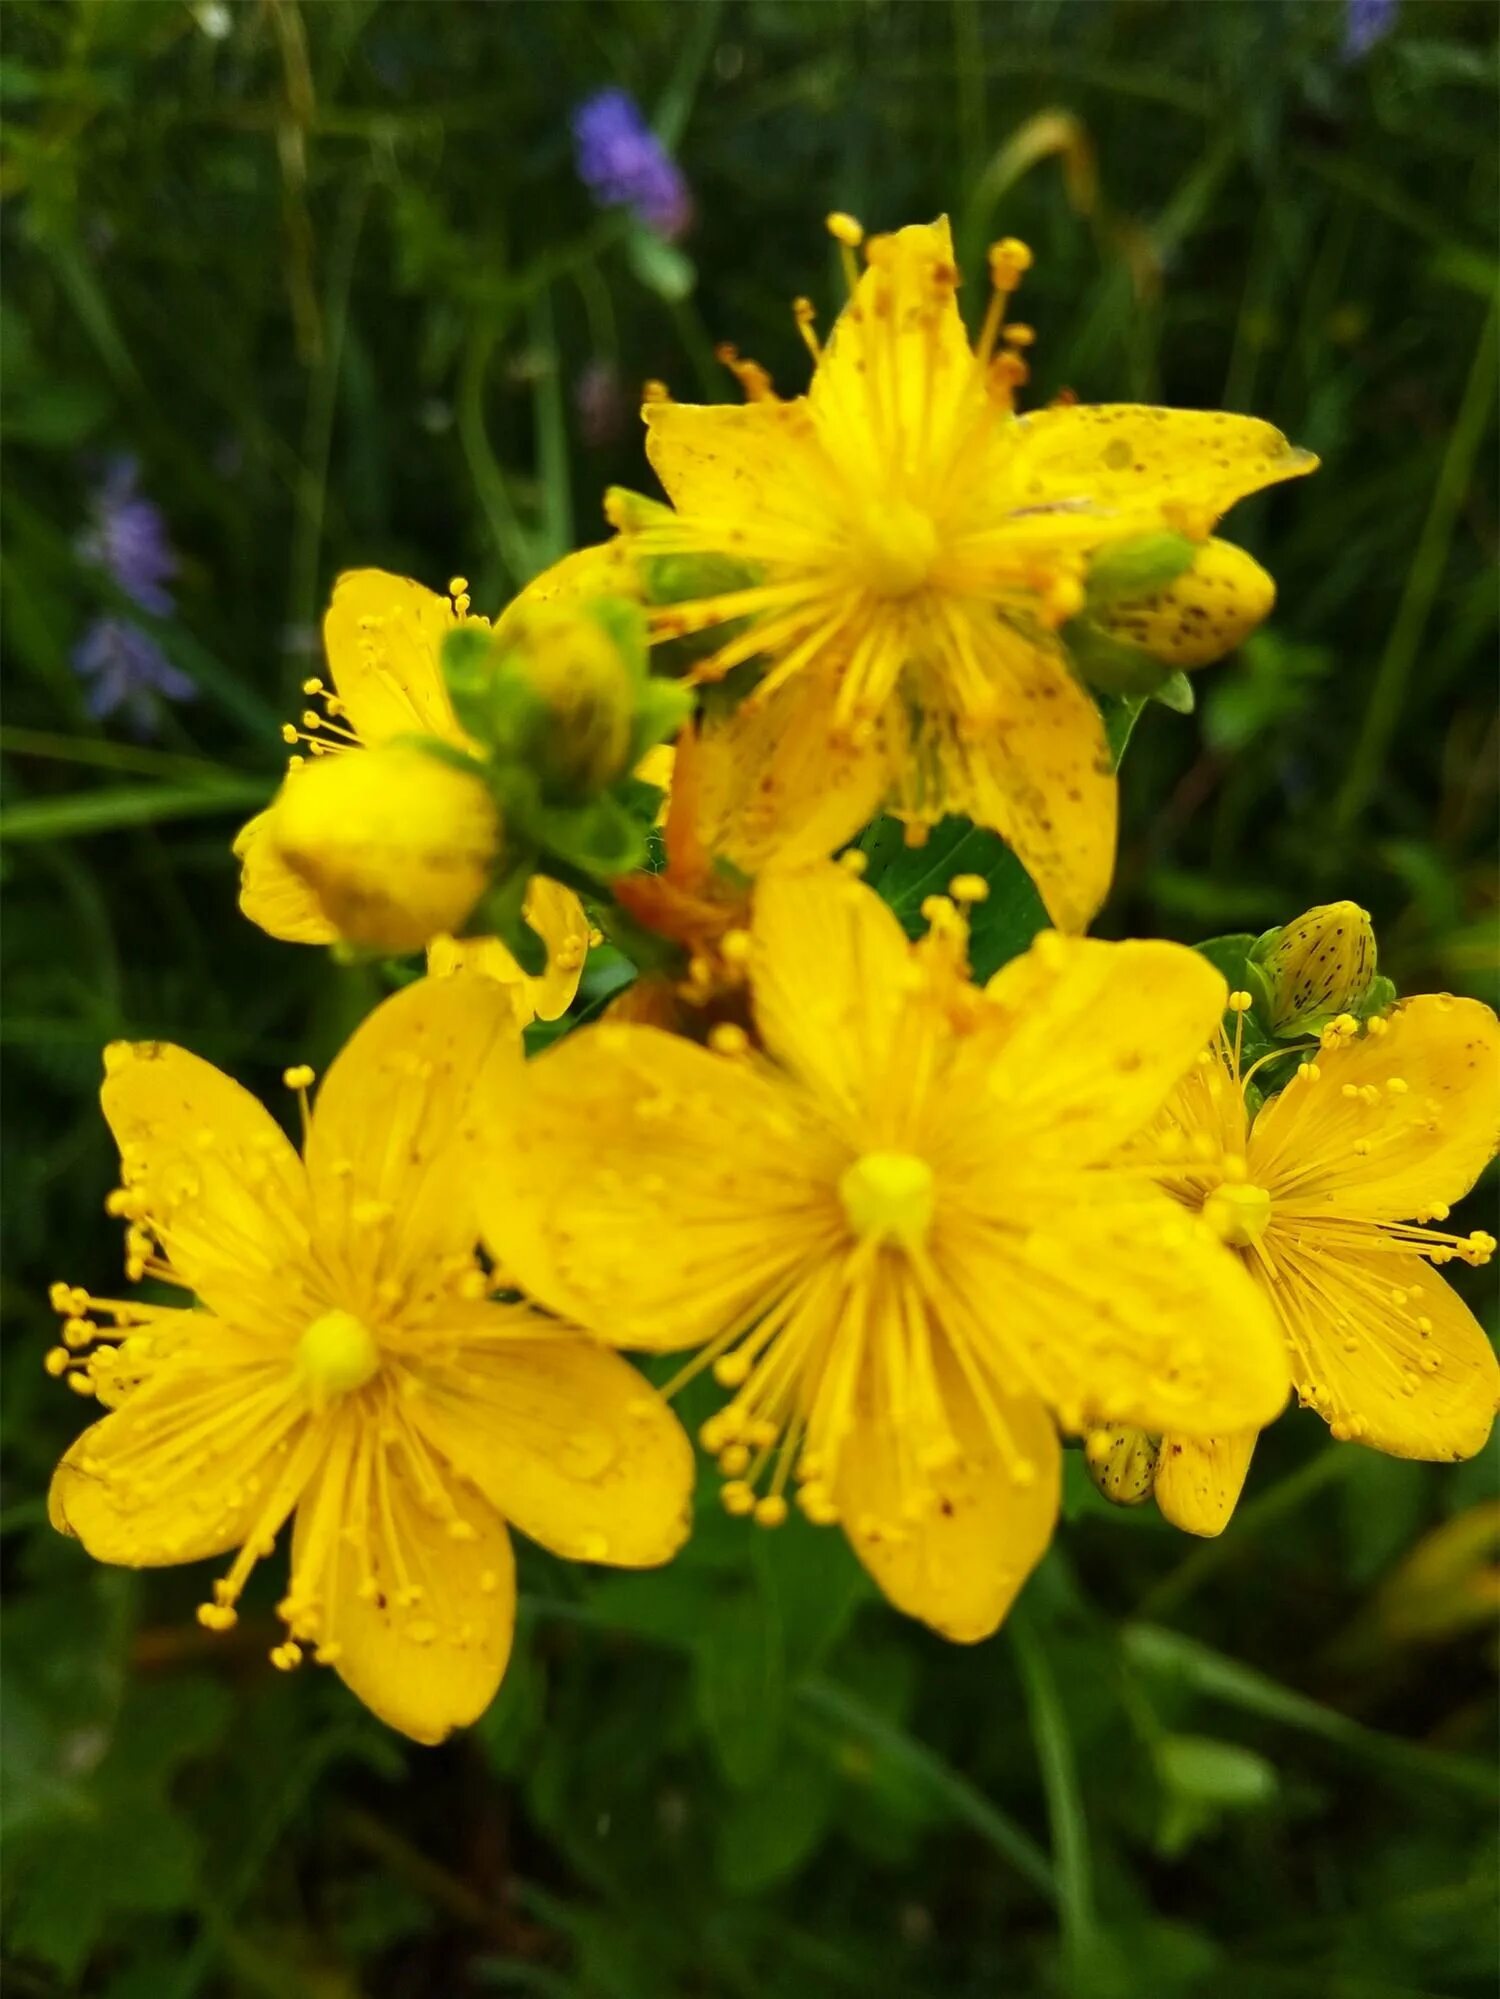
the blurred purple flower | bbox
[1343,0,1397,60]
[572,89,692,240]
[72,616,195,736]
[77,455,177,615]
[575,359,628,448]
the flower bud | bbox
[1084,1426,1159,1507]
[267,742,500,954]
[1094,537,1275,671]
[1253,900,1378,1034]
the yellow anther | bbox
[840,1151,936,1249]
[721,1480,755,1518]
[713,1349,751,1389]
[949,874,989,905]
[838,848,869,877]
[754,1495,789,1529]
[282,1064,316,1090]
[719,1443,751,1477]
[270,1642,303,1671]
[826,211,864,248]
[1002,322,1035,347]
[448,576,469,597]
[719,927,752,966]
[44,1347,71,1377]
[1227,991,1254,1014]
[196,1602,238,1632]
[988,237,1034,289]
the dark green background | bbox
[3,3,1496,1994]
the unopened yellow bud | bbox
[267,742,499,954]
[1084,1427,1159,1506]
[1095,537,1276,671]
[479,603,638,799]
[1256,901,1377,1034]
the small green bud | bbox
[1251,900,1378,1035]
[1084,1427,1160,1507]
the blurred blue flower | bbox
[571,89,691,239]
[77,455,177,615]
[72,616,195,735]
[1343,0,1398,60]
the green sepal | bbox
[440,625,502,749]
[1358,973,1398,1020]
[583,594,651,682]
[468,863,546,975]
[604,485,674,533]
[1061,617,1179,698]
[641,550,760,608]
[1083,531,1197,610]
[1152,669,1195,713]
[626,676,695,769]
[532,792,650,879]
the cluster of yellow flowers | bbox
[45,218,1499,1744]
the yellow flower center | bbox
[839,1150,935,1247]
[298,1309,380,1408]
[854,498,940,598]
[1203,1180,1272,1250]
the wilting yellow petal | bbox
[100,1039,315,1332]
[1252,996,1500,1224]
[1006,405,1317,531]
[233,809,338,945]
[976,934,1229,1164]
[477,1024,842,1351]
[836,1343,1060,1643]
[428,876,592,1025]
[693,670,890,876]
[411,1307,694,1566]
[290,1411,515,1744]
[322,568,468,746]
[1270,1240,1499,1461]
[1154,1428,1257,1537]
[304,971,521,1304]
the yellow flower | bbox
[236,565,626,1018]
[1145,995,1500,1537]
[475,867,1286,1643]
[620,214,1315,930]
[45,973,693,1743]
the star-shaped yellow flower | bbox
[1145,995,1500,1536]
[476,867,1287,1642]
[237,560,634,1019]
[45,972,693,1743]
[618,215,1315,930]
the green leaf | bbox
[715,1746,838,1893]
[694,1585,786,1789]
[625,228,697,302]
[0,778,269,842]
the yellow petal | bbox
[1154,1429,1257,1537]
[749,864,915,1120]
[811,219,978,491]
[645,396,829,527]
[100,1039,315,1330]
[886,614,1115,935]
[305,971,522,1303]
[478,1023,841,1351]
[291,1414,515,1744]
[428,876,591,1025]
[939,1183,1289,1436]
[1007,405,1317,531]
[1270,1241,1499,1461]
[1251,995,1500,1223]
[976,934,1230,1164]
[50,1339,307,1566]
[322,568,468,747]
[233,809,337,945]
[411,1308,694,1566]
[693,670,891,876]
[835,1344,1060,1643]
[492,541,644,641]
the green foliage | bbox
[2,0,1497,1993]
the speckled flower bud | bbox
[1093,537,1276,671]
[1253,901,1379,1034]
[1084,1426,1160,1507]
